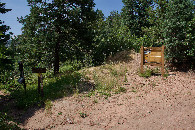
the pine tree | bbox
[121,0,153,37]
[18,0,97,74]
[0,2,12,59]
[0,2,13,83]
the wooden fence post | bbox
[38,73,44,97]
[40,74,44,97]
[32,68,46,97]
[140,46,144,73]
[38,73,41,94]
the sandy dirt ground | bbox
[17,53,195,130]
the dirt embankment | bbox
[15,52,195,129]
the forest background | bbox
[1,0,194,80]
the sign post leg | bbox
[32,68,46,97]
[40,74,44,97]
[161,45,165,76]
[23,79,26,95]
[38,73,41,94]
[140,46,144,73]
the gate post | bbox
[161,45,165,76]
[140,46,144,73]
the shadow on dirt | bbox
[167,58,195,72]
[0,72,95,127]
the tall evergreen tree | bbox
[121,0,153,37]
[18,0,97,74]
[92,11,133,64]
[142,0,194,66]
[141,0,169,46]
[0,2,12,59]
[0,2,13,82]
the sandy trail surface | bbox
[20,54,195,130]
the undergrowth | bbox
[0,62,128,128]
[138,67,169,78]
[138,68,153,78]
[81,63,128,98]
[1,62,128,110]
[0,112,21,130]
[9,71,82,110]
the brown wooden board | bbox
[32,68,46,73]
[144,47,162,51]
[144,63,162,66]
[144,51,162,63]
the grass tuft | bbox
[0,112,21,130]
[45,99,53,112]
[138,68,152,78]
[81,63,129,98]
[79,112,88,118]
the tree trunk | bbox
[54,41,59,75]
[54,13,62,75]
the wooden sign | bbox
[140,45,165,76]
[32,68,46,73]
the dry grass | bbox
[79,50,136,98]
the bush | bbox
[162,0,194,64]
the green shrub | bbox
[139,68,153,78]
[0,112,21,130]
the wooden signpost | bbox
[140,45,165,76]
[32,68,46,97]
